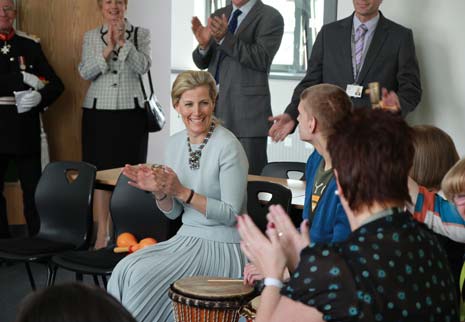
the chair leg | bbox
[75,272,83,282]
[101,275,108,289]
[92,274,100,287]
[46,264,56,287]
[50,265,58,286]
[24,262,36,290]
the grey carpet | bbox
[0,261,99,322]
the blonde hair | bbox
[171,70,217,108]
[410,125,459,190]
[442,158,465,201]
[97,0,128,8]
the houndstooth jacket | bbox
[79,20,151,110]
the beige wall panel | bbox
[18,0,102,161]
[4,183,25,225]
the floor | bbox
[0,261,97,322]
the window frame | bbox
[205,0,338,76]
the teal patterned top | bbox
[282,210,459,321]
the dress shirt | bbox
[351,13,379,82]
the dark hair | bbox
[300,84,353,138]
[15,283,137,322]
[327,109,414,212]
[410,125,459,190]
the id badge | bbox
[346,84,363,98]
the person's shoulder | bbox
[134,26,150,37]
[307,150,322,164]
[214,125,239,144]
[323,14,352,32]
[15,30,41,44]
[83,27,101,40]
[170,129,187,143]
[212,5,230,16]
[379,13,412,33]
[260,1,282,17]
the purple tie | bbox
[354,24,368,77]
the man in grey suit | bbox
[192,0,284,175]
[269,0,422,142]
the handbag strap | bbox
[135,27,154,99]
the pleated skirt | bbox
[107,234,247,322]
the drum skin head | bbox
[169,276,255,309]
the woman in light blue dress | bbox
[107,70,249,322]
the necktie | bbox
[354,24,368,79]
[228,9,242,34]
[215,9,243,83]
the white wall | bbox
[338,0,465,157]
[127,0,172,164]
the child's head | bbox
[442,158,465,218]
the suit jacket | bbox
[285,12,422,119]
[0,31,64,155]
[79,21,151,110]
[193,1,284,138]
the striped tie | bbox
[354,24,368,78]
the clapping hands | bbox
[122,164,185,200]
[238,205,311,283]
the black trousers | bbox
[0,153,41,237]
[238,137,268,175]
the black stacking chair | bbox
[51,173,182,288]
[261,162,306,180]
[0,161,96,290]
[247,181,292,233]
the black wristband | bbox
[185,189,195,204]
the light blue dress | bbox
[107,125,249,322]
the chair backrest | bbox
[35,161,96,249]
[110,174,182,242]
[261,162,306,180]
[247,181,292,233]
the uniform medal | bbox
[19,56,26,70]
[0,29,15,55]
[0,42,10,55]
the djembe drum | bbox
[169,276,255,322]
[239,296,260,322]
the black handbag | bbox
[135,27,166,132]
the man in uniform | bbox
[0,0,64,237]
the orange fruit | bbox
[116,232,138,247]
[129,244,141,253]
[139,237,157,248]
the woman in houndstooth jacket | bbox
[79,0,151,248]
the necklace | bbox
[187,122,215,170]
[0,29,15,55]
[0,42,10,55]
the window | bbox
[206,0,338,75]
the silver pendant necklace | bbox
[1,42,11,55]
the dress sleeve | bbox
[282,245,358,321]
[413,186,465,243]
[205,138,249,225]
[78,31,109,81]
[33,43,64,111]
[119,27,151,75]
[396,29,422,116]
